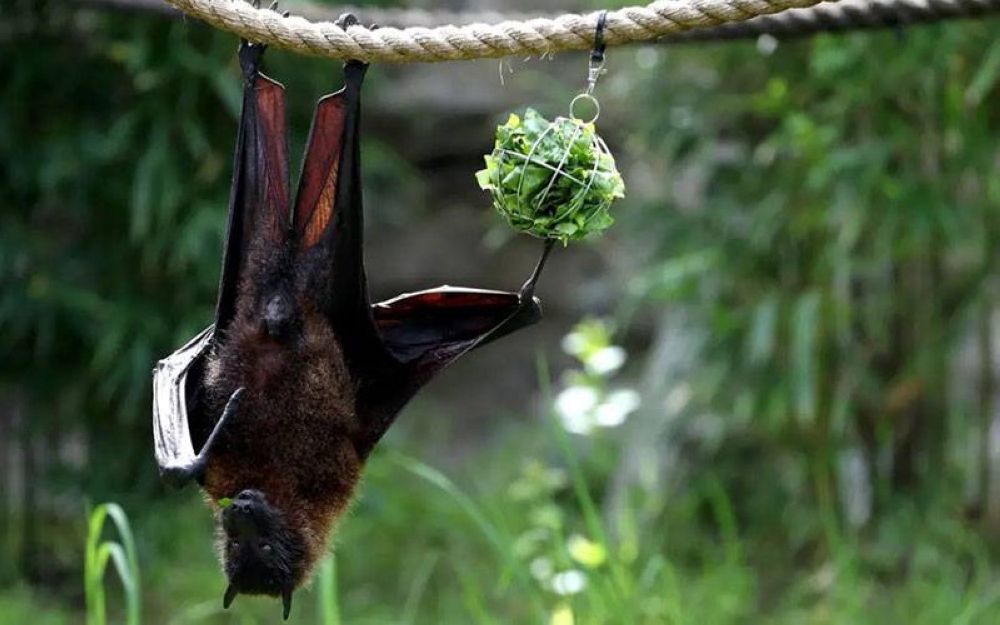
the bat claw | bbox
[335,13,375,71]
[238,2,273,78]
[238,39,267,82]
[160,388,244,489]
[266,0,289,17]
[336,13,360,29]
[336,13,379,31]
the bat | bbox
[151,19,552,621]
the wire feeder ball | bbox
[476,107,625,244]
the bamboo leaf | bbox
[791,292,821,423]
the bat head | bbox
[219,489,303,620]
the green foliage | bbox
[621,22,1000,516]
[477,109,624,243]
[6,424,1000,624]
[0,585,73,625]
[84,504,140,625]
[316,557,340,625]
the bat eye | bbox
[260,542,272,553]
[229,539,239,550]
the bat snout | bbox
[222,506,259,538]
[221,489,274,538]
[236,488,264,503]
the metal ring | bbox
[569,93,600,124]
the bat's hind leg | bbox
[162,388,245,488]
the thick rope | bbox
[72,0,1000,49]
[161,0,834,63]
[72,0,548,26]
[670,0,1000,41]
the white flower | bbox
[560,331,588,356]
[556,386,599,434]
[556,386,599,416]
[594,389,640,427]
[550,569,587,595]
[585,346,626,376]
[559,412,593,435]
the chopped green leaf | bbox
[476,108,625,243]
[218,498,233,508]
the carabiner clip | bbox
[586,11,608,96]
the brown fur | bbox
[200,254,363,585]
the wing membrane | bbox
[294,93,348,250]
[215,72,291,337]
[374,287,539,364]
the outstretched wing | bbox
[293,61,544,457]
[373,287,541,370]
[151,42,290,486]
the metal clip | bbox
[586,11,608,96]
[570,11,608,123]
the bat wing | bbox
[216,44,291,337]
[292,61,544,456]
[373,287,541,367]
[294,60,388,374]
[151,42,289,486]
[152,327,214,487]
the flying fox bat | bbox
[152,22,551,621]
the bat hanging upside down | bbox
[152,16,552,621]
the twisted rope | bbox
[73,0,548,27]
[670,0,1000,41]
[161,0,833,63]
[73,0,1000,51]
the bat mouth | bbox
[221,489,272,537]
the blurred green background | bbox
[5,1,1000,623]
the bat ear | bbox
[282,589,293,620]
[223,583,238,609]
